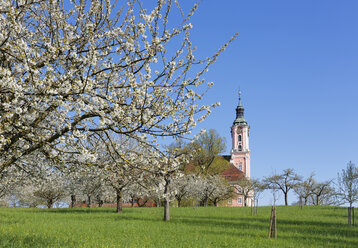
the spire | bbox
[233,87,247,125]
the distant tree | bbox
[264,168,302,206]
[294,173,316,206]
[208,177,234,207]
[251,178,266,209]
[79,167,105,208]
[233,177,254,207]
[190,175,231,207]
[0,165,25,200]
[310,180,335,206]
[337,161,358,208]
[32,168,67,209]
[96,134,141,213]
[172,175,193,207]
[190,129,227,175]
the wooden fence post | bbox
[268,206,277,239]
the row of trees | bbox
[1,161,233,210]
[1,126,357,220]
[262,162,358,208]
[0,128,237,220]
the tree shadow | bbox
[30,207,138,214]
[0,233,77,248]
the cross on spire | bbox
[238,87,242,106]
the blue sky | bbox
[179,0,358,205]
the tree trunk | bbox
[70,194,76,208]
[157,197,161,207]
[131,197,134,207]
[214,200,218,207]
[163,179,170,221]
[316,196,319,206]
[177,198,181,207]
[164,197,170,221]
[87,195,91,208]
[204,197,208,207]
[284,193,288,206]
[47,199,53,209]
[116,190,123,213]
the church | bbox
[220,90,252,207]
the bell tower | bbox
[230,89,251,178]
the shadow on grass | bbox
[279,233,358,248]
[0,233,77,248]
[28,207,139,214]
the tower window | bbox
[239,162,243,171]
[238,135,242,142]
[238,145,242,151]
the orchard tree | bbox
[264,168,302,206]
[294,173,316,206]
[172,174,193,207]
[156,145,189,221]
[124,182,143,207]
[337,161,358,208]
[0,165,25,200]
[0,0,236,175]
[63,163,84,208]
[251,178,265,212]
[77,165,105,208]
[208,176,233,206]
[31,164,67,209]
[310,180,336,206]
[233,177,254,207]
[97,133,143,213]
[191,175,230,207]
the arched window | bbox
[239,162,243,171]
[238,135,242,142]
[238,145,242,151]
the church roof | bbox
[183,156,246,182]
[233,116,247,126]
[233,89,248,126]
[220,164,245,182]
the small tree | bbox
[233,177,254,207]
[251,178,265,211]
[172,175,193,207]
[310,180,335,206]
[208,177,234,207]
[264,168,302,206]
[294,173,315,206]
[337,161,358,208]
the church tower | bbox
[230,89,251,178]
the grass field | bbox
[0,206,356,248]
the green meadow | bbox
[0,206,356,248]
